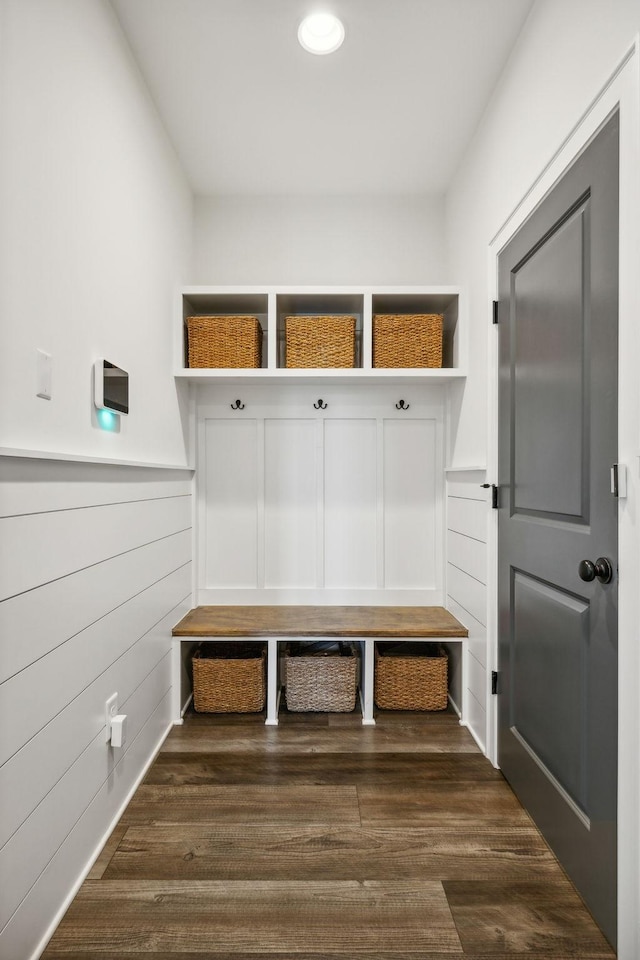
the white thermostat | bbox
[94,358,129,415]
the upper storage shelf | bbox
[175,285,466,382]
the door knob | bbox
[578,557,614,584]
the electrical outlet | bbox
[105,693,118,742]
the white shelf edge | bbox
[175,368,467,382]
[180,284,463,295]
[444,465,487,474]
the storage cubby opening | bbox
[281,639,361,715]
[278,640,362,679]
[276,293,364,369]
[182,292,269,369]
[371,293,459,369]
[373,639,450,713]
[191,639,268,715]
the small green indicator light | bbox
[97,408,118,431]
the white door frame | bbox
[486,38,640,960]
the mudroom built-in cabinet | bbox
[178,285,468,606]
[173,286,489,745]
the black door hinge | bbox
[480,483,499,508]
[492,300,499,324]
[491,671,499,695]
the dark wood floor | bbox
[43,707,616,958]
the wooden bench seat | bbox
[172,605,468,639]
[172,605,468,726]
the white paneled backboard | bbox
[197,385,444,604]
[324,419,377,589]
[264,419,318,589]
[204,419,258,588]
[383,419,438,589]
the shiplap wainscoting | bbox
[445,470,490,752]
[0,456,193,960]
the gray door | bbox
[497,112,619,946]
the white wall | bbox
[0,0,192,465]
[194,194,447,285]
[445,0,640,467]
[0,3,196,957]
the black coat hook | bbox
[314,399,328,410]
[230,399,245,410]
[395,400,410,410]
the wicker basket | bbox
[186,315,262,368]
[285,315,356,368]
[373,314,443,368]
[192,642,266,713]
[284,643,357,712]
[374,642,448,711]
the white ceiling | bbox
[111,0,534,197]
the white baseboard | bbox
[459,718,486,755]
[29,718,173,960]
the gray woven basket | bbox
[284,645,357,712]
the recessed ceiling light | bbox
[298,13,345,55]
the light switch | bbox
[36,349,52,400]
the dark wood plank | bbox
[44,880,462,955]
[40,954,613,960]
[163,722,480,754]
[103,825,560,882]
[362,706,462,725]
[120,784,361,826]
[84,826,128,881]
[179,709,330,728]
[443,880,615,956]
[444,878,604,907]
[43,954,465,960]
[181,710,270,726]
[357,782,532,828]
[270,707,331,725]
[172,605,468,638]
[143,751,503,786]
